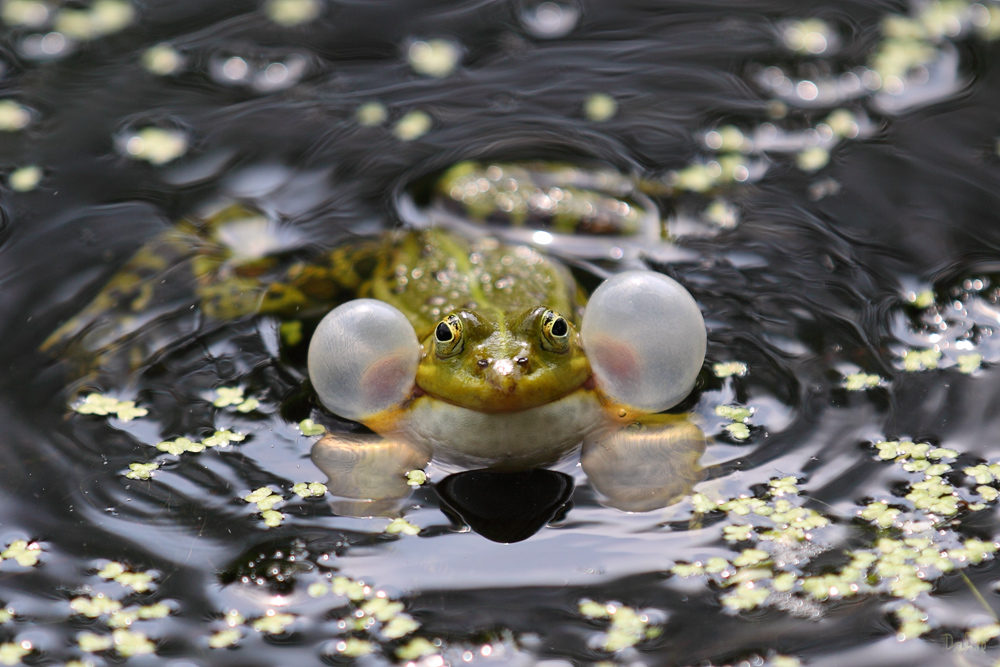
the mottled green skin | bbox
[361,229,582,333]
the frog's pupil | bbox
[435,322,453,342]
[551,318,568,337]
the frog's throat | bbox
[361,387,612,469]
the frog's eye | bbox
[308,299,421,421]
[581,271,706,413]
[434,314,464,358]
[540,309,571,353]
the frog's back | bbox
[361,229,584,335]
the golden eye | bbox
[540,309,571,353]
[434,314,464,358]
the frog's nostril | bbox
[515,356,529,366]
[477,358,490,368]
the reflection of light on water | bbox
[532,230,553,245]
[222,57,248,80]
[796,80,818,100]
[20,31,68,59]
[264,62,288,84]
[211,53,308,92]
[215,216,305,260]
[521,1,579,39]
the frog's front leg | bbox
[581,413,706,512]
[311,432,430,501]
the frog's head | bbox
[414,306,591,413]
[308,271,706,428]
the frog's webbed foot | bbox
[310,432,429,502]
[581,414,706,512]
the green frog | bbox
[43,163,707,500]
[307,224,706,471]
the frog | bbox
[42,162,707,508]
[307,223,707,474]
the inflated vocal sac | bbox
[308,299,422,422]
[581,271,706,414]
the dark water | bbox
[4,1,1000,666]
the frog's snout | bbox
[482,357,522,394]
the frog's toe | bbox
[581,271,706,414]
[308,299,422,421]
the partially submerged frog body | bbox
[434,161,659,236]
[309,223,707,476]
[42,203,375,382]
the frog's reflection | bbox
[581,414,706,512]
[310,416,706,539]
[436,469,574,543]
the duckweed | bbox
[77,632,112,653]
[244,487,282,510]
[298,418,325,436]
[894,602,930,640]
[307,582,329,597]
[111,628,155,657]
[0,101,30,131]
[716,403,754,440]
[844,372,883,390]
[142,43,183,75]
[211,386,257,410]
[386,517,421,536]
[713,360,748,377]
[396,637,438,660]
[966,622,1000,646]
[292,482,327,498]
[332,575,368,600]
[781,19,832,54]
[265,0,321,26]
[796,146,829,172]
[583,93,618,122]
[725,423,751,440]
[335,637,375,657]
[1,0,49,27]
[54,0,134,41]
[578,600,659,652]
[671,432,1000,647]
[0,541,41,567]
[244,487,285,527]
[393,110,432,141]
[70,595,121,618]
[251,611,296,634]
[156,437,204,455]
[356,101,388,127]
[958,352,983,374]
[121,127,187,165]
[0,643,29,666]
[124,462,158,480]
[407,39,461,78]
[207,628,241,648]
[715,405,753,422]
[73,393,148,421]
[8,166,41,192]
[406,469,428,486]
[901,348,941,371]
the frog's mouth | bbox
[413,367,594,414]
